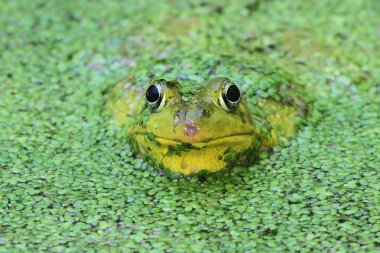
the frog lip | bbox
[135,132,254,145]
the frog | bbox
[105,52,308,176]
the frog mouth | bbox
[135,132,254,146]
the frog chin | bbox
[133,133,258,175]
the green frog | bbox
[106,52,307,175]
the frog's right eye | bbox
[146,80,165,112]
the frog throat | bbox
[130,131,261,175]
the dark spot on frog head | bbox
[175,109,186,119]
[184,122,199,136]
[196,109,210,118]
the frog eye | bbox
[146,80,166,112]
[219,80,241,112]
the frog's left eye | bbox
[219,80,241,112]
[146,80,166,112]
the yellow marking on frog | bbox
[260,101,298,148]
[105,83,144,126]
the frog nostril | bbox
[198,109,210,117]
[176,109,187,118]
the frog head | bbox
[129,77,262,175]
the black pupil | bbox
[146,85,160,103]
[226,85,240,102]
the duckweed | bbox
[0,0,379,252]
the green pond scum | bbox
[0,0,379,252]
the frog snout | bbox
[173,108,210,137]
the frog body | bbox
[106,52,307,175]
